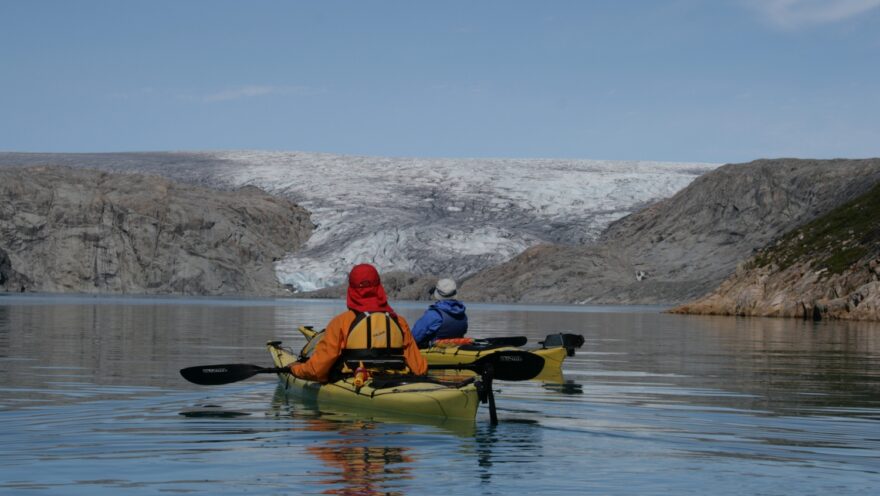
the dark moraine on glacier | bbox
[0,151,717,292]
[1,295,878,495]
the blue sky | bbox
[1,0,879,163]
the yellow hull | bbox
[268,342,480,420]
[421,345,568,383]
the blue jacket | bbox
[411,299,468,347]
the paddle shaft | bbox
[181,349,543,386]
[476,336,528,347]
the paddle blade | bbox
[540,333,585,356]
[474,350,545,381]
[180,364,275,385]
[541,333,585,349]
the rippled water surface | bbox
[1,295,879,495]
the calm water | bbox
[1,295,879,495]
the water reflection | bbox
[1,296,879,494]
[179,404,252,418]
[473,419,542,485]
[542,380,584,395]
[616,314,880,418]
[307,431,415,496]
[267,387,445,496]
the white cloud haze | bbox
[746,0,880,28]
[203,85,317,102]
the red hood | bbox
[346,264,396,318]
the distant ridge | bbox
[0,151,716,293]
[460,158,880,306]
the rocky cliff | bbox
[0,166,313,295]
[670,179,880,320]
[0,151,715,292]
[460,159,880,305]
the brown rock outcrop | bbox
[670,260,880,321]
[671,178,880,321]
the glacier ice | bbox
[197,151,718,292]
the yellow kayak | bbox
[267,340,481,420]
[421,333,584,383]
[180,326,545,423]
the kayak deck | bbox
[422,343,569,383]
[268,342,480,420]
[296,325,580,383]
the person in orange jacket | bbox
[290,263,428,383]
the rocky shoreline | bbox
[668,261,880,321]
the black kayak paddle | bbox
[180,364,289,386]
[428,350,544,381]
[180,349,544,386]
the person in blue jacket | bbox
[411,278,468,348]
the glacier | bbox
[197,151,719,292]
[0,151,719,292]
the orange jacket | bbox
[290,311,428,383]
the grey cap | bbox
[432,278,458,300]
